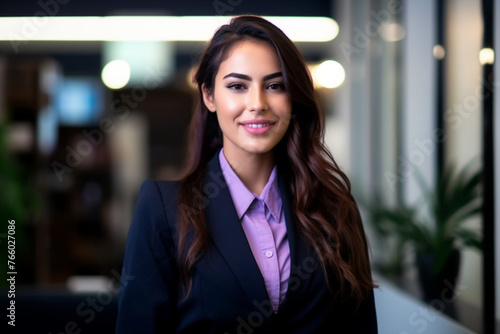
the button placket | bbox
[261,200,281,309]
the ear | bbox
[202,84,216,112]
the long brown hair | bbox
[177,15,375,306]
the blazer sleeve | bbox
[353,198,379,333]
[352,288,378,333]
[115,180,178,333]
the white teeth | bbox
[244,123,272,128]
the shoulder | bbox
[127,180,184,256]
[138,179,182,195]
[132,179,183,230]
[135,179,183,209]
[137,179,182,203]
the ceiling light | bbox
[101,60,131,89]
[0,16,338,43]
[312,60,346,89]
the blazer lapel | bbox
[278,174,314,309]
[203,153,269,303]
[278,175,298,266]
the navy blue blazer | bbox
[116,153,378,333]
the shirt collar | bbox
[219,149,282,222]
[257,165,282,222]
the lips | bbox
[240,119,276,135]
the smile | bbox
[240,121,276,135]
[243,123,274,128]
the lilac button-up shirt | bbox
[219,149,291,312]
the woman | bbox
[116,15,377,333]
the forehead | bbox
[217,40,281,77]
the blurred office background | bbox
[0,0,498,333]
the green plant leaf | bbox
[454,228,483,251]
[365,158,483,278]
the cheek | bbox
[214,91,243,116]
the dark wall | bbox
[0,0,332,17]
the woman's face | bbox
[203,40,292,162]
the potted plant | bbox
[368,162,482,304]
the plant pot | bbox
[416,250,461,315]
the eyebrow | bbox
[222,71,283,81]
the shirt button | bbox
[265,250,273,258]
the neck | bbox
[223,149,275,196]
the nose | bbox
[248,87,268,112]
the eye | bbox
[227,83,246,90]
[267,82,285,90]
